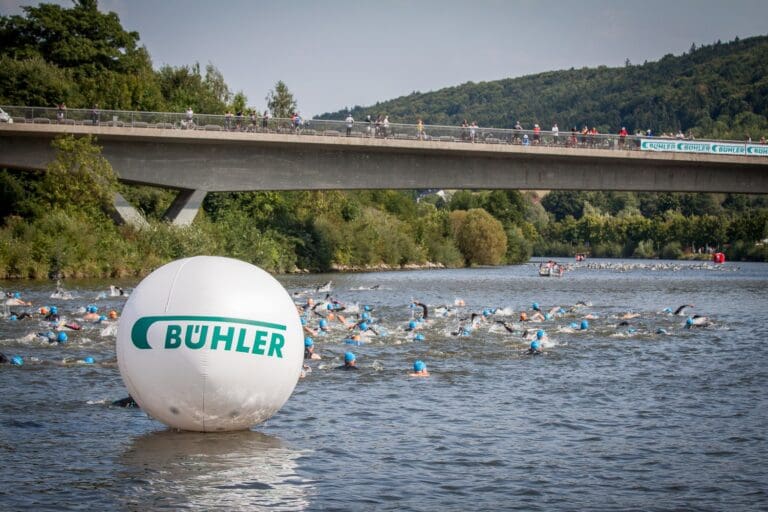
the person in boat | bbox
[337,351,359,370]
[409,360,430,377]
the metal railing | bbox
[2,106,766,157]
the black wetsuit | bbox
[0,353,9,364]
[336,364,359,371]
[413,302,429,320]
[674,304,694,315]
[304,347,314,359]
[10,311,33,320]
[112,396,138,408]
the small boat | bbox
[539,262,564,277]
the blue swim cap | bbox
[663,307,672,313]
[45,330,55,338]
[408,320,417,330]
[50,306,58,315]
[628,327,637,334]
[327,303,333,310]
[83,356,95,364]
[98,315,107,322]
[414,333,425,341]
[482,308,491,317]
[580,320,589,330]
[319,318,328,328]
[532,302,540,311]
[413,360,426,372]
[300,317,307,326]
[686,317,693,326]
[531,340,541,350]
[569,322,579,329]
[545,313,552,320]
[13,291,20,299]
[361,312,370,321]
[10,355,23,366]
[344,351,355,363]
[304,336,313,347]
[656,328,669,335]
[359,322,368,331]
[559,307,566,314]
[9,314,17,321]
[536,329,545,340]
[88,305,97,313]
[57,332,68,343]
[364,305,372,311]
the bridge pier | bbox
[163,189,207,226]
[112,192,148,229]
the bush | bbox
[660,241,684,259]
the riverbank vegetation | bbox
[1,2,767,278]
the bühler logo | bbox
[131,315,287,359]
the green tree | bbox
[266,81,297,118]
[450,208,507,265]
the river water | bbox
[1,259,766,511]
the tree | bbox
[450,208,507,265]
[34,135,118,219]
[266,81,297,118]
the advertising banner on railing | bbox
[640,139,768,157]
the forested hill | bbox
[317,35,768,140]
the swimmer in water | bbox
[526,340,543,356]
[304,337,321,360]
[412,301,429,320]
[111,396,138,408]
[337,351,359,370]
[409,360,429,377]
[673,304,695,316]
[685,315,712,329]
[9,311,33,320]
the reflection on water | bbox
[119,430,313,510]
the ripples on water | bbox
[0,260,767,511]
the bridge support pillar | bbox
[112,192,148,229]
[163,189,207,226]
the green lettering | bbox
[165,325,182,348]
[235,328,250,353]
[211,325,234,351]
[268,332,285,358]
[185,324,208,349]
[252,330,267,355]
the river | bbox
[1,259,766,511]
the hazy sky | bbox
[2,0,767,117]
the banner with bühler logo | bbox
[640,139,768,157]
[131,315,287,359]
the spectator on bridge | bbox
[581,125,589,145]
[262,109,271,130]
[618,126,628,148]
[56,103,67,123]
[522,134,530,146]
[470,121,478,143]
[224,111,233,130]
[461,119,469,141]
[185,107,194,129]
[533,124,541,144]
[760,136,766,144]
[513,120,523,143]
[293,112,303,132]
[676,129,686,139]
[91,104,100,125]
[382,116,390,137]
[646,128,653,137]
[569,127,578,147]
[417,118,425,140]
[552,123,559,145]
[345,113,354,136]
[250,110,258,131]
[235,110,243,131]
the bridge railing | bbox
[2,106,765,157]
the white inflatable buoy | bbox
[116,256,303,432]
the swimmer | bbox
[412,301,429,320]
[111,396,138,408]
[685,315,712,329]
[9,311,33,320]
[673,304,694,316]
[350,320,378,335]
[304,337,321,360]
[618,312,640,320]
[409,360,429,377]
[496,320,516,334]
[337,351,359,370]
[526,340,543,356]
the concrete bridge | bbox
[1,123,767,226]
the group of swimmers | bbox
[1,289,121,367]
[293,287,715,379]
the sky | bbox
[2,0,767,117]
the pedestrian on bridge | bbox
[345,113,354,136]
